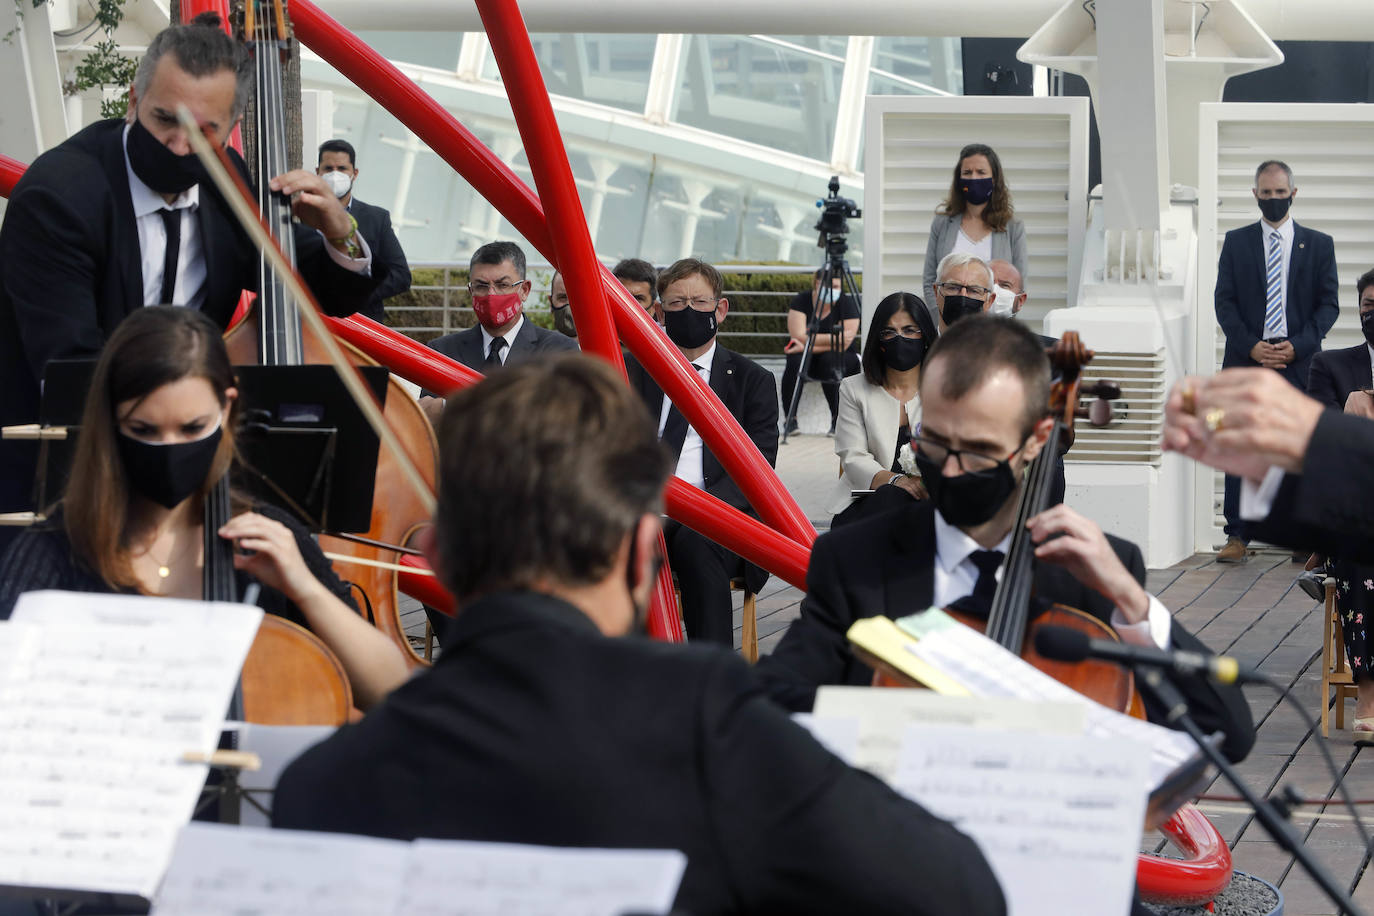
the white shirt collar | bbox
[1261,215,1295,246]
[122,123,199,217]
[684,340,717,375]
[481,313,524,354]
[932,509,1012,576]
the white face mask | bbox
[990,283,1018,317]
[322,170,353,199]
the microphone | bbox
[1033,625,1260,685]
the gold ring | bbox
[1204,407,1224,433]
[1180,385,1197,416]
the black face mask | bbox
[941,295,984,327]
[664,307,717,350]
[962,177,995,205]
[1258,196,1292,224]
[913,450,1019,528]
[117,426,222,509]
[1362,310,1374,348]
[880,336,926,371]
[126,116,206,196]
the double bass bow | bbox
[217,0,438,669]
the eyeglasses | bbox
[468,280,523,295]
[937,282,991,299]
[879,328,922,341]
[663,297,719,312]
[912,436,1015,475]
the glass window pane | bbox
[354,31,464,72]
[480,33,656,113]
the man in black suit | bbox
[623,258,779,645]
[418,240,577,423]
[313,138,411,322]
[1307,266,1374,411]
[757,316,1256,763]
[0,14,375,550]
[272,356,1005,916]
[1213,160,1339,562]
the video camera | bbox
[814,175,861,244]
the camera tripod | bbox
[781,234,862,444]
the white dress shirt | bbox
[122,124,372,309]
[932,509,1173,650]
[1257,215,1295,338]
[480,314,524,364]
[658,341,716,491]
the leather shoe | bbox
[1296,571,1326,602]
[1217,536,1249,563]
[1354,717,1374,746]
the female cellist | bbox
[0,306,408,709]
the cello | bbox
[221,0,438,669]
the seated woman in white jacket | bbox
[828,291,939,525]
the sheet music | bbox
[812,687,1083,781]
[900,616,1201,789]
[0,591,263,899]
[791,712,861,765]
[151,823,409,915]
[893,724,1146,916]
[399,839,688,916]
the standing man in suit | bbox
[756,316,1255,763]
[624,258,779,645]
[0,13,376,551]
[1307,266,1374,411]
[418,240,577,422]
[314,139,410,322]
[1213,160,1339,562]
[272,356,1006,916]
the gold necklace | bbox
[141,535,180,579]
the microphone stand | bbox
[1134,667,1363,916]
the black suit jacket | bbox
[755,501,1256,762]
[272,591,1006,916]
[299,196,409,321]
[1244,409,1374,562]
[1214,220,1339,388]
[1306,343,1371,410]
[0,119,376,517]
[427,315,578,374]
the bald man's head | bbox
[989,260,1027,315]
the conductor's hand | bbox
[269,169,354,240]
[219,512,327,606]
[1027,504,1149,625]
[1163,368,1323,481]
[783,337,805,355]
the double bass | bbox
[220,0,438,682]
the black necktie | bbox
[952,549,1005,617]
[158,208,182,305]
[485,335,507,368]
[660,363,706,459]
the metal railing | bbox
[383,261,860,354]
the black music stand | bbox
[32,358,98,511]
[232,364,388,534]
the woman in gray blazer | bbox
[922,143,1027,310]
[828,291,939,521]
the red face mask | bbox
[472,292,523,328]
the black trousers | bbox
[664,518,740,646]
[1223,366,1303,539]
[781,348,860,424]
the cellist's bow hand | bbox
[1026,504,1150,625]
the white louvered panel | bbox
[1198,104,1374,544]
[864,97,1090,337]
[1067,351,1166,465]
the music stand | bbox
[232,364,388,534]
[31,358,98,511]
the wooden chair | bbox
[1321,577,1360,737]
[672,576,759,663]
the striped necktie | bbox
[1263,229,1284,338]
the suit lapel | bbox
[510,316,538,358]
[101,127,144,315]
[1286,222,1309,330]
[701,346,734,484]
[461,327,485,368]
[882,504,937,617]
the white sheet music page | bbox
[0,590,263,899]
[812,687,1083,781]
[398,839,688,916]
[150,823,408,915]
[894,724,1147,916]
[899,614,1201,790]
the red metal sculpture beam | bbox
[474,0,621,373]
[0,154,25,198]
[291,0,816,553]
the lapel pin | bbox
[1299,243,1305,249]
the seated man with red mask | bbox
[420,240,577,422]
